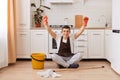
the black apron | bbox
[57,36,73,57]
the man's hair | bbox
[62,25,71,31]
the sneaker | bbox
[68,63,79,68]
[57,64,66,69]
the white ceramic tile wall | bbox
[31,0,112,28]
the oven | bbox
[49,29,61,54]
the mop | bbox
[54,66,105,72]
[36,66,104,78]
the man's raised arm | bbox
[74,16,89,39]
[42,16,56,39]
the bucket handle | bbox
[31,55,44,62]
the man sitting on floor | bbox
[42,16,89,68]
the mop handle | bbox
[54,66,104,72]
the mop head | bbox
[37,69,61,78]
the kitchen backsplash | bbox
[31,0,112,28]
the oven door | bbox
[49,30,61,53]
[49,38,58,53]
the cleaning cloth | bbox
[37,69,61,78]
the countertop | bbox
[31,27,112,30]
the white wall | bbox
[0,0,8,68]
[30,0,112,28]
[44,0,112,28]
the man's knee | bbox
[76,52,83,60]
[51,54,58,60]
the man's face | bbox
[61,28,70,38]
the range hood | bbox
[50,0,74,4]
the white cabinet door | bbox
[88,30,105,58]
[16,31,30,58]
[105,29,112,62]
[31,30,48,56]
[15,0,30,31]
[15,0,30,58]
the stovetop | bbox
[49,25,73,28]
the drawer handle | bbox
[81,34,86,35]
[79,51,84,53]
[19,24,26,26]
[77,45,85,47]
[36,34,43,35]
[93,34,100,35]
[20,34,26,35]
[77,40,87,41]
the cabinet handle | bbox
[19,24,26,26]
[77,40,87,41]
[81,34,86,35]
[36,34,43,35]
[77,45,85,47]
[20,34,26,35]
[81,34,85,35]
[79,51,84,53]
[93,34,100,35]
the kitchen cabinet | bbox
[15,0,30,31]
[15,0,31,58]
[31,30,48,57]
[88,29,105,58]
[105,29,112,62]
[16,31,31,58]
[74,30,88,58]
[50,0,74,3]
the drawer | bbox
[74,29,88,35]
[76,35,87,41]
[74,47,87,58]
[76,37,87,41]
[74,42,87,47]
[76,48,87,53]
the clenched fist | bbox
[83,17,89,26]
[42,16,48,26]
